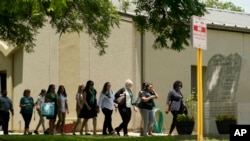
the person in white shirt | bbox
[34,89,46,134]
[55,85,69,135]
[72,85,90,135]
[98,82,116,135]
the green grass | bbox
[0,135,229,141]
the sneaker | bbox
[34,130,39,135]
[85,133,91,135]
[115,128,120,136]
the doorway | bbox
[0,71,6,92]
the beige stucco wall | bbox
[143,28,250,133]
[1,14,250,134]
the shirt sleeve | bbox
[166,91,173,105]
[98,93,105,108]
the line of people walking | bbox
[0,79,186,136]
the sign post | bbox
[191,15,207,141]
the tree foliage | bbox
[204,0,244,12]
[132,0,206,51]
[0,0,120,55]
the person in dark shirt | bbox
[140,83,159,136]
[165,80,186,135]
[0,90,14,135]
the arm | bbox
[76,94,82,109]
[19,97,27,107]
[9,99,14,116]
[165,91,172,114]
[142,92,157,102]
[65,99,69,114]
[97,93,105,109]
[151,89,159,99]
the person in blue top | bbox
[19,89,34,135]
[0,90,14,135]
[98,82,116,135]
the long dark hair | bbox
[101,82,110,94]
[84,80,94,91]
[47,84,55,94]
[142,82,148,91]
[57,85,67,97]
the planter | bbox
[176,121,195,135]
[215,120,236,134]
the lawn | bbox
[0,135,229,141]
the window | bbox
[0,71,6,92]
[191,65,206,101]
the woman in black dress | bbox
[79,80,99,135]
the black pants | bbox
[169,110,182,134]
[0,111,10,135]
[116,107,131,135]
[22,113,32,129]
[102,108,114,134]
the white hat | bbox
[125,79,133,85]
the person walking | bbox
[0,90,14,135]
[73,85,90,135]
[79,80,99,135]
[165,80,186,135]
[140,83,159,136]
[45,84,59,135]
[34,89,46,134]
[20,89,34,135]
[114,79,137,136]
[98,82,116,135]
[136,82,148,136]
[55,85,69,135]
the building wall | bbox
[143,28,250,133]
[0,14,250,133]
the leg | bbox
[1,111,10,135]
[141,109,149,136]
[85,121,89,134]
[56,112,62,132]
[139,109,144,136]
[35,112,42,131]
[123,108,131,135]
[61,112,66,133]
[169,111,178,134]
[115,107,127,135]
[102,108,108,135]
[93,117,97,135]
[80,118,89,135]
[73,110,81,134]
[107,109,114,134]
[148,109,154,135]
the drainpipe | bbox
[141,32,144,83]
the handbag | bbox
[41,102,55,117]
[114,95,125,105]
[135,92,143,108]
